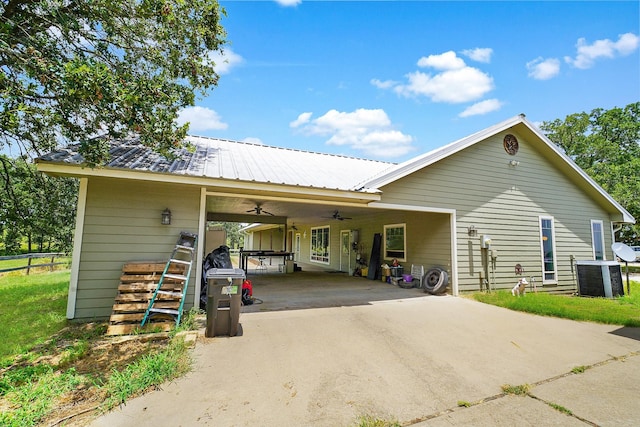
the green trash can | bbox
[205,268,245,337]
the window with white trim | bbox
[384,223,406,261]
[310,226,330,264]
[539,216,557,283]
[591,220,605,260]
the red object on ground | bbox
[242,279,253,297]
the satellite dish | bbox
[612,242,636,262]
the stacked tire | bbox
[423,267,448,295]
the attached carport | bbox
[193,189,459,309]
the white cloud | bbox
[526,57,561,80]
[395,66,494,103]
[370,78,398,89]
[376,51,494,104]
[458,99,503,118]
[275,0,301,6]
[564,32,639,69]
[292,108,414,158]
[177,106,228,131]
[461,47,493,63]
[207,47,244,75]
[289,112,313,128]
[417,51,466,70]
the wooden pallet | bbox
[106,261,187,336]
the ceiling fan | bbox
[246,204,274,216]
[323,210,352,221]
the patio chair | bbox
[255,257,267,274]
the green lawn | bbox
[0,269,194,427]
[0,271,70,358]
[471,281,640,327]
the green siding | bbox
[379,131,614,294]
[294,211,451,281]
[74,177,200,320]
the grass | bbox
[0,270,195,426]
[501,383,531,395]
[353,415,402,427]
[470,280,640,327]
[102,337,192,410]
[0,270,70,358]
[547,402,573,415]
[571,365,588,374]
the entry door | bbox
[340,230,351,273]
[294,233,301,261]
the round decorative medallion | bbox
[503,134,519,155]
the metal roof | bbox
[37,135,395,192]
[36,117,634,224]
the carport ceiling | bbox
[206,195,372,226]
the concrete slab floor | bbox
[240,270,433,313]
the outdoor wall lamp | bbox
[467,225,477,237]
[161,208,172,225]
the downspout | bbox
[67,178,88,319]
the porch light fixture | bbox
[467,225,477,237]
[161,208,172,225]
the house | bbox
[36,114,635,320]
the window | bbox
[539,216,557,283]
[384,223,406,261]
[310,226,330,264]
[591,220,605,260]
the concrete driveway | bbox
[92,272,640,426]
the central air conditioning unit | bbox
[575,260,624,298]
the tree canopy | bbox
[541,102,640,244]
[1,0,227,164]
[0,155,78,253]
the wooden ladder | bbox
[141,232,198,328]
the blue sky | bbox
[182,1,640,163]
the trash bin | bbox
[205,268,245,337]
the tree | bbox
[541,102,640,244]
[0,155,78,254]
[1,0,227,164]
